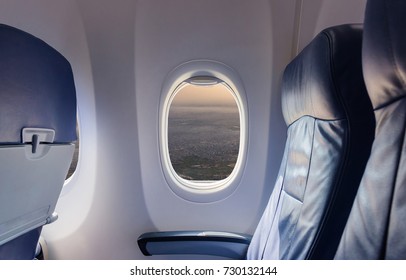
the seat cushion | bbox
[335,0,406,260]
[247,24,375,259]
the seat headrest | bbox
[0,24,77,144]
[363,0,406,110]
[282,24,366,125]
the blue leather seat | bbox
[0,24,77,259]
[335,0,406,260]
[247,24,375,259]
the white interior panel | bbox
[297,0,367,53]
[136,0,293,240]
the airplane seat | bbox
[138,24,376,259]
[335,0,406,260]
[246,24,375,259]
[0,24,77,259]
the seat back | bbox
[247,25,375,259]
[335,0,406,260]
[0,24,77,259]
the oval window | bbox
[167,77,240,183]
[160,60,248,202]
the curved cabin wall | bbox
[297,0,367,53]
[0,0,366,259]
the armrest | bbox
[138,231,252,259]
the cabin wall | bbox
[0,0,366,259]
[297,0,367,53]
[135,0,288,235]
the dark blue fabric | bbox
[0,24,77,259]
[0,24,77,144]
[0,229,41,260]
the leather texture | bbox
[0,24,76,144]
[335,0,406,260]
[247,25,375,259]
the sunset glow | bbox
[171,83,237,107]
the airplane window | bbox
[167,78,240,182]
[65,123,79,180]
[160,62,248,201]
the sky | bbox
[171,83,237,107]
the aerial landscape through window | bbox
[168,82,240,181]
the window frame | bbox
[65,118,80,181]
[159,60,248,203]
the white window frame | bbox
[64,114,80,183]
[159,60,248,203]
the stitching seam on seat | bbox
[284,118,316,258]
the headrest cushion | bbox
[282,24,366,125]
[362,0,406,109]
